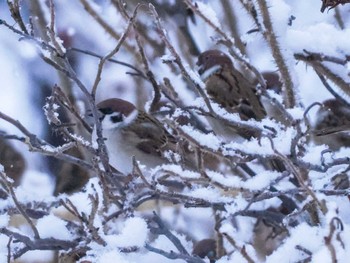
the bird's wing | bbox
[206,70,266,121]
[128,113,177,156]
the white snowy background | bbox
[1,0,350,262]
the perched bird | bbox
[197,49,266,122]
[262,71,283,95]
[259,71,287,124]
[92,98,178,174]
[192,238,217,262]
[313,99,350,150]
[126,0,200,56]
[53,146,90,196]
[197,50,289,173]
[197,50,267,140]
[0,138,26,186]
[253,216,288,260]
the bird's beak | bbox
[87,109,93,117]
[87,109,105,121]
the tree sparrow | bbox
[197,51,289,173]
[313,99,350,150]
[197,50,266,140]
[197,49,266,121]
[0,138,26,186]
[192,238,217,262]
[92,98,178,174]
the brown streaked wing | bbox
[129,112,177,156]
[206,69,266,121]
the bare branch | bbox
[257,0,296,108]
[90,4,141,98]
[0,172,40,239]
[68,47,147,79]
[0,228,78,259]
[149,4,214,114]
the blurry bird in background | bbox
[313,99,350,150]
[197,50,288,132]
[197,49,266,122]
[197,49,268,141]
[261,71,283,95]
[53,146,90,196]
[0,137,26,187]
[125,0,200,56]
[197,50,291,176]
[192,238,217,263]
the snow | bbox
[180,124,221,150]
[195,2,221,28]
[96,250,131,263]
[104,217,148,248]
[287,23,350,55]
[36,214,72,239]
[188,186,231,202]
[1,0,350,262]
[243,170,281,191]
[0,214,9,228]
[18,170,55,200]
[153,164,201,179]
[266,223,323,262]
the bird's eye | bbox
[111,113,123,123]
[99,107,113,115]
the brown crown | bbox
[197,49,233,75]
[96,98,136,116]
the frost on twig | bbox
[1,1,350,262]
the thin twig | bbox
[87,193,107,246]
[133,22,162,112]
[0,172,40,239]
[52,85,93,133]
[149,4,214,114]
[222,233,254,263]
[68,47,147,79]
[294,51,350,104]
[0,228,78,259]
[0,112,94,171]
[150,212,190,255]
[324,217,343,262]
[6,236,12,263]
[6,0,28,34]
[47,0,65,56]
[0,18,62,57]
[257,0,296,108]
[0,111,45,148]
[145,243,205,263]
[90,4,141,97]
[184,0,267,87]
[79,0,120,40]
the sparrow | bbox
[197,50,289,173]
[53,146,90,195]
[313,99,350,150]
[197,49,266,122]
[0,137,26,186]
[196,50,267,140]
[92,98,178,174]
[192,238,217,262]
[126,0,200,56]
[259,71,289,125]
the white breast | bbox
[92,127,165,174]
